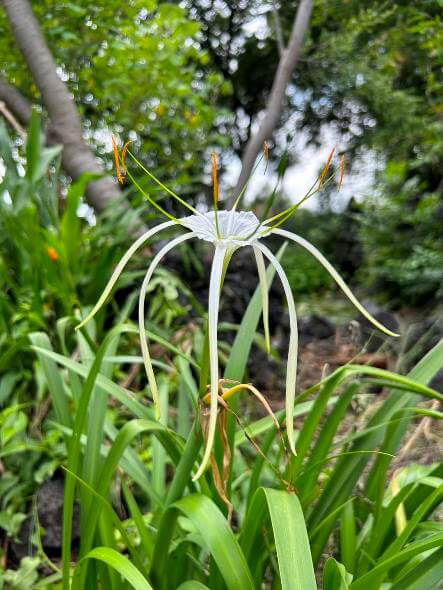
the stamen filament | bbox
[263,174,335,230]
[232,150,266,211]
[124,167,178,222]
[126,150,202,216]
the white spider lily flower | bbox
[77,144,399,481]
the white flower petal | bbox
[193,243,227,480]
[139,232,195,419]
[255,242,298,456]
[181,210,262,246]
[272,228,400,338]
[76,220,177,330]
[253,246,271,354]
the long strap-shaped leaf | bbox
[73,547,153,590]
[307,341,443,562]
[241,488,317,590]
[58,324,135,590]
[77,419,180,562]
[29,332,72,430]
[151,494,254,590]
[309,340,443,563]
[390,546,443,590]
[177,583,210,590]
[323,558,352,590]
[349,533,443,590]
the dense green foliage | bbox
[0,1,230,199]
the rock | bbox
[352,304,399,353]
[10,477,80,564]
[401,318,443,372]
[36,479,80,551]
[299,315,336,342]
[429,368,443,393]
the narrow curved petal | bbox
[253,246,271,354]
[193,244,227,481]
[255,242,298,456]
[76,220,178,330]
[139,232,195,419]
[272,228,400,338]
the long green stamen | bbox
[232,150,266,211]
[126,150,202,216]
[125,167,177,221]
[264,174,335,232]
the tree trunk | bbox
[232,0,313,198]
[1,0,122,213]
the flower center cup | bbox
[181,210,264,247]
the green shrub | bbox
[359,164,443,306]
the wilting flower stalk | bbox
[77,142,398,481]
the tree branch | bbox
[272,0,285,57]
[0,76,32,126]
[232,0,313,198]
[0,100,27,138]
[1,0,123,213]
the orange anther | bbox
[121,140,134,170]
[319,146,336,188]
[211,152,219,204]
[112,135,125,185]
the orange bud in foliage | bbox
[47,247,59,261]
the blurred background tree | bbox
[0,0,230,212]
[0,0,442,305]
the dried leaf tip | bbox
[112,135,125,185]
[211,152,219,205]
[338,154,345,191]
[319,146,336,188]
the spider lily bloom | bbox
[76,144,399,481]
